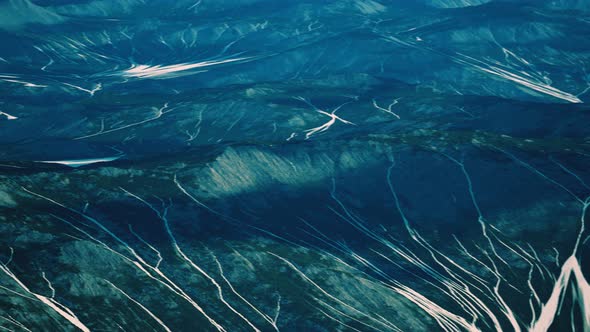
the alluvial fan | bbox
[1,0,590,331]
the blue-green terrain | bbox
[1,0,590,331]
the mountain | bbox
[1,1,590,331]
